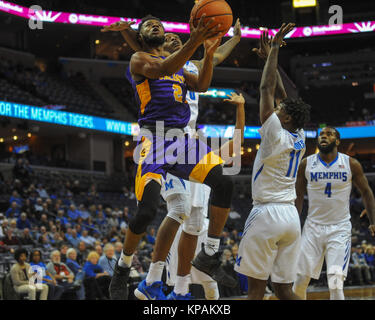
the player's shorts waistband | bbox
[305,218,351,227]
[253,201,295,207]
[140,125,186,135]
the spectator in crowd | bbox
[34,198,44,214]
[3,228,19,246]
[60,243,69,263]
[46,250,81,299]
[77,241,88,265]
[36,184,49,199]
[78,204,90,221]
[56,209,68,227]
[65,248,85,300]
[9,219,21,237]
[9,190,23,207]
[98,243,116,277]
[95,244,103,257]
[114,241,123,260]
[38,214,50,229]
[66,229,80,248]
[19,228,35,246]
[83,251,110,300]
[146,226,156,245]
[365,246,375,281]
[5,201,21,218]
[29,249,64,300]
[16,212,31,230]
[350,245,372,284]
[67,204,79,221]
[0,216,8,238]
[106,208,119,229]
[12,159,30,184]
[10,248,49,300]
[80,229,96,248]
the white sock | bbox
[118,251,133,268]
[329,288,345,300]
[146,261,165,285]
[204,237,220,256]
[174,275,190,296]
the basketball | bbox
[191,0,233,36]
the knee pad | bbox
[204,166,234,208]
[327,272,344,291]
[182,206,205,236]
[201,281,219,300]
[129,180,160,234]
[166,193,191,224]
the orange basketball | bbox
[191,0,233,36]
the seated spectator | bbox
[36,184,49,199]
[16,212,31,230]
[78,204,90,221]
[34,198,44,213]
[3,228,19,246]
[0,216,8,238]
[106,208,118,229]
[10,248,48,300]
[365,246,375,281]
[67,204,79,221]
[9,219,21,237]
[65,248,85,300]
[9,190,23,207]
[60,243,69,263]
[83,251,110,300]
[77,241,88,265]
[350,245,372,285]
[66,229,80,248]
[56,209,68,227]
[95,244,103,257]
[146,227,156,245]
[98,243,116,277]
[37,213,50,230]
[19,228,35,246]
[29,249,64,300]
[46,250,81,299]
[5,201,21,218]
[80,229,96,248]
[114,242,123,260]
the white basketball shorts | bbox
[295,219,351,280]
[234,203,301,283]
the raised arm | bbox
[130,16,220,79]
[253,30,288,104]
[193,18,241,70]
[214,92,245,160]
[295,158,308,214]
[350,157,375,236]
[259,23,295,124]
[101,21,142,52]
[184,38,220,92]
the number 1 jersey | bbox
[305,152,352,225]
[252,113,306,205]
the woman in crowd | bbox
[29,249,64,300]
[83,251,110,300]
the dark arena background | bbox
[0,0,375,304]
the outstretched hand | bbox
[233,18,241,38]
[224,92,245,106]
[189,14,222,45]
[252,30,287,60]
[271,23,295,47]
[101,21,135,32]
[360,209,375,236]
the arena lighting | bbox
[247,148,252,153]
[0,138,3,143]
[256,144,260,150]
[0,1,375,39]
[13,135,17,140]
[1,101,375,139]
[124,141,130,147]
[95,40,100,45]
[27,133,32,137]
[293,0,317,8]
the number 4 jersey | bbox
[252,113,305,205]
[305,152,352,225]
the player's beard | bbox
[317,140,336,154]
[143,34,165,48]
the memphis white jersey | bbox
[252,113,306,205]
[184,61,199,135]
[305,153,352,225]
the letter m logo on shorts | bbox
[235,256,242,267]
[165,179,174,191]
